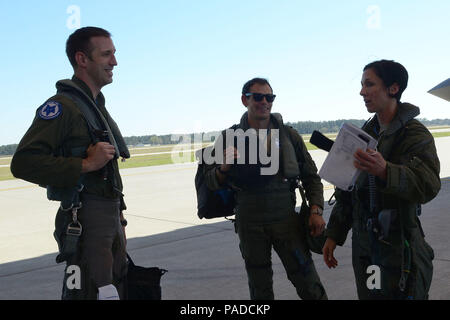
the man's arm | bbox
[288,128,326,236]
[11,99,83,188]
[203,130,238,191]
[291,129,324,208]
[11,97,116,188]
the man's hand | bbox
[81,142,116,173]
[308,205,325,237]
[323,237,338,268]
[222,146,240,171]
[353,148,387,180]
[216,146,239,183]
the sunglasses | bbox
[245,93,276,103]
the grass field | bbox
[0,158,11,165]
[431,132,450,138]
[1,130,449,182]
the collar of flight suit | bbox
[365,102,420,138]
[55,77,130,159]
[71,76,106,108]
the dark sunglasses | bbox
[245,93,276,103]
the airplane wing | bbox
[428,78,450,102]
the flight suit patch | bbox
[38,101,62,120]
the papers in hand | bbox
[318,123,377,191]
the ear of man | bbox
[241,94,248,107]
[74,51,89,69]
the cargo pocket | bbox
[54,209,74,263]
[409,236,434,300]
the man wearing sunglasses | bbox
[204,78,327,300]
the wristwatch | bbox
[311,207,323,216]
[120,219,128,227]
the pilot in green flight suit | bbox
[205,78,328,300]
[323,60,440,300]
[11,27,130,300]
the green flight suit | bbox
[205,112,327,300]
[11,76,129,300]
[11,77,125,197]
[325,103,440,300]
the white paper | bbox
[97,284,120,300]
[318,123,377,190]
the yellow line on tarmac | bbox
[0,185,37,192]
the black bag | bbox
[126,254,167,300]
[195,147,236,219]
[298,184,326,255]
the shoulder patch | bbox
[38,101,62,120]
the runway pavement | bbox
[1,137,449,300]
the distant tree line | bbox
[286,119,367,134]
[287,118,450,134]
[0,144,18,156]
[1,118,450,155]
[124,134,177,146]
[418,118,450,126]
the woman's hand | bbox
[354,148,387,180]
[323,237,338,268]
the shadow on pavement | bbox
[1,180,449,300]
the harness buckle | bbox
[66,206,83,236]
[66,221,82,236]
[399,273,408,292]
[367,217,392,245]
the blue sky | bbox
[0,0,449,145]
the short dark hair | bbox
[242,78,273,95]
[66,26,111,68]
[363,60,408,102]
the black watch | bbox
[311,207,323,216]
[120,219,128,227]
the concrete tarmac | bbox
[1,137,450,300]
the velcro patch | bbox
[38,101,62,120]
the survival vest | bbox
[194,117,301,220]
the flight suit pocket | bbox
[409,236,434,299]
